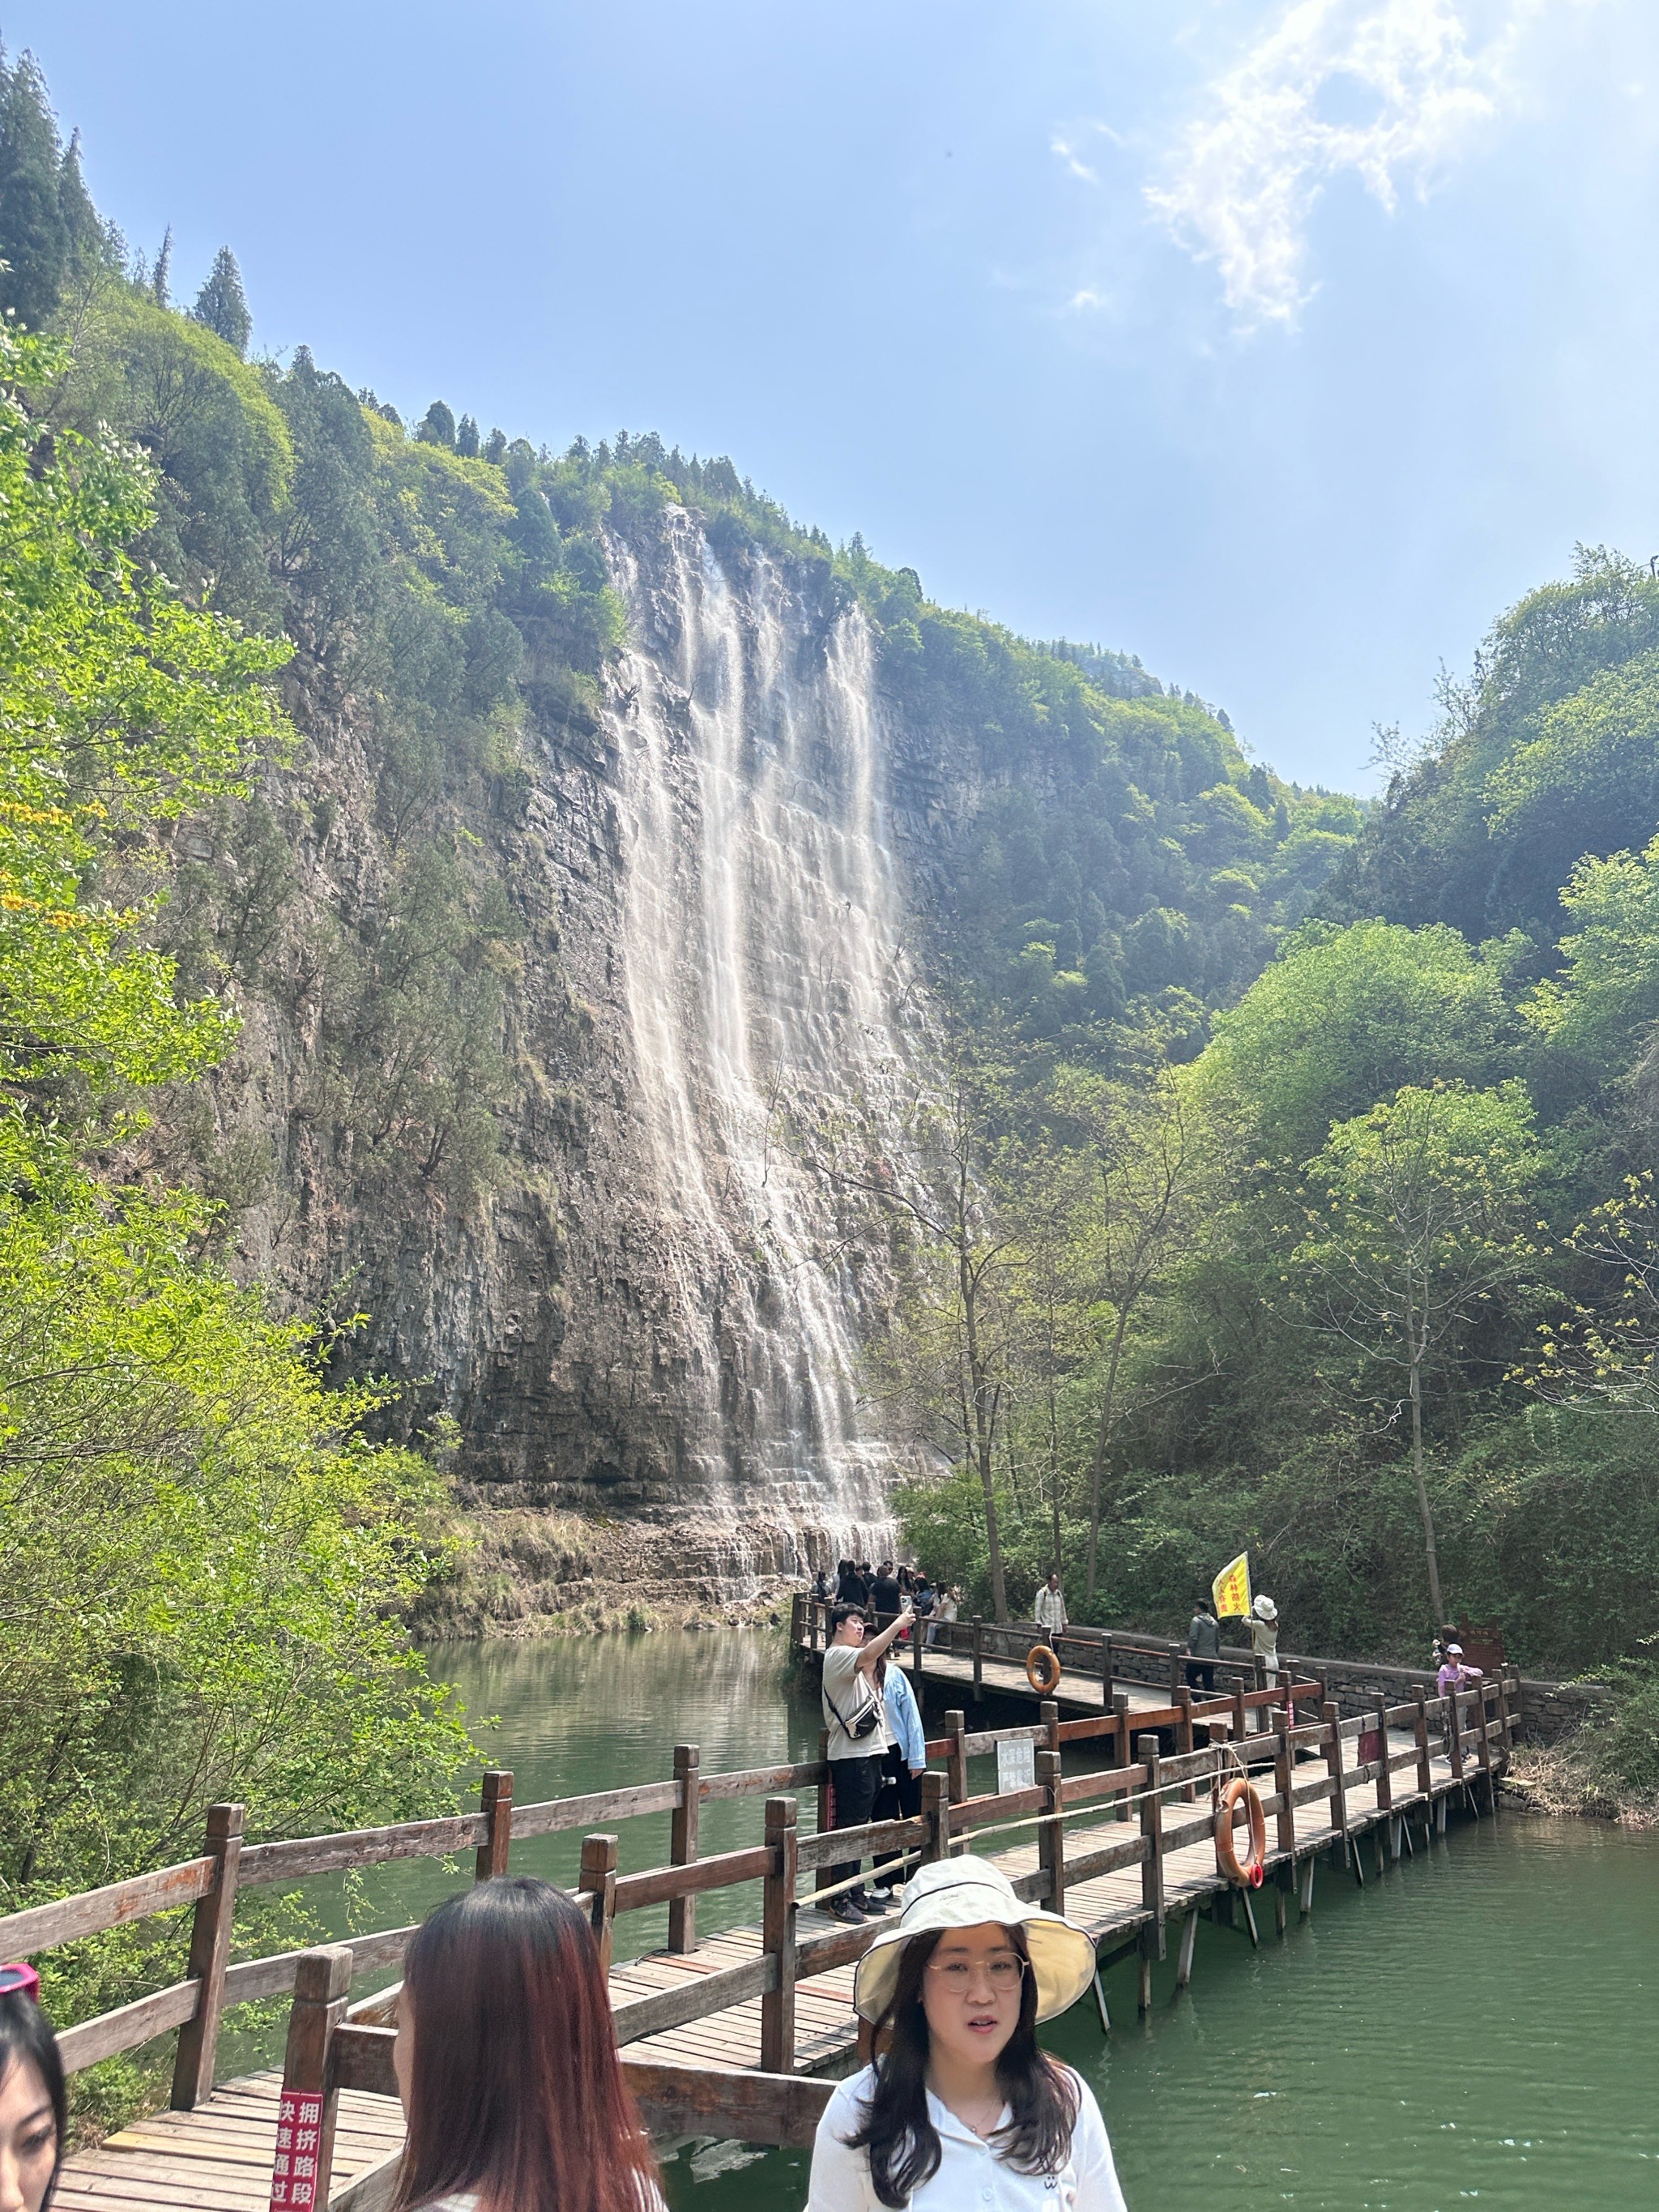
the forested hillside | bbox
[902,547,1659,1803]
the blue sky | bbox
[19,1,1659,790]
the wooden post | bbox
[1495,1672,1515,1769]
[1373,1697,1392,1823]
[579,1834,618,1976]
[791,1592,804,1646]
[815,1729,833,1895]
[919,1769,949,1867]
[1040,1697,1061,1759]
[1447,1687,1465,1784]
[945,1708,969,1807]
[911,1612,924,1682]
[972,1618,984,1698]
[1137,1733,1166,1966]
[1232,1675,1249,1744]
[1101,1632,1113,1709]
[276,1945,352,2211]
[1272,1711,1296,1858]
[168,1802,244,2111]
[1475,1681,1496,1810]
[669,1746,701,1952]
[1321,1702,1351,1873]
[760,1796,798,2075]
[1112,1692,1132,1818]
[1037,1749,1065,1914]
[1175,1686,1195,1802]
[475,1770,514,1881]
[1413,1686,1434,1806]
[1175,1909,1198,1988]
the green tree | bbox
[0,318,471,2100]
[150,223,172,306]
[1294,1082,1544,1625]
[0,49,68,328]
[455,411,480,457]
[1525,834,1659,1078]
[0,326,290,1142]
[1196,920,1508,1164]
[416,398,457,446]
[190,244,252,356]
[1049,1060,1201,1598]
[855,1054,1020,1620]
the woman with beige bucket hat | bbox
[807,1855,1128,2209]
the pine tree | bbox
[0,50,69,330]
[58,130,106,286]
[482,426,506,465]
[455,412,480,458]
[415,400,455,447]
[191,245,251,357]
[151,224,173,306]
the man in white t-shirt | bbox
[821,1600,913,1925]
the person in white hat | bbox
[806,1855,1128,2210]
[1249,1593,1280,1684]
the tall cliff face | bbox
[208,505,955,1578]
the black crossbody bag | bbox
[823,1671,882,1741]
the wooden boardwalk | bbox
[604,1714,1469,2073]
[54,2074,403,2210]
[31,1619,1516,2209]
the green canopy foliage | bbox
[0,311,472,2120]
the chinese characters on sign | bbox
[268,2089,325,2210]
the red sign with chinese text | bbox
[268,2089,324,2210]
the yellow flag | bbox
[1212,1551,1252,1620]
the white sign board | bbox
[996,1735,1035,1796]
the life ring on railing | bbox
[1215,1776,1267,1887]
[1026,1644,1062,1695]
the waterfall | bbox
[603,512,922,1573]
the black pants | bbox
[871,1745,923,1890]
[1185,1659,1216,1695]
[827,1753,883,1897]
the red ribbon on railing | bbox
[268,2089,324,2210]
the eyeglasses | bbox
[926,1954,1026,1992]
[0,1965,40,2001]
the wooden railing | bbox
[0,1632,1517,2160]
[269,1670,1516,2203]
[791,1593,1525,1722]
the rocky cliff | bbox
[195,505,963,1585]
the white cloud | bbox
[1051,133,1101,184]
[1146,0,1573,328]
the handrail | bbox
[12,1651,1523,2116]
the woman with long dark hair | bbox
[807,1859,1127,2210]
[389,1878,663,2212]
[0,1966,65,2212]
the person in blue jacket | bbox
[869,1654,928,1902]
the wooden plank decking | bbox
[54,2073,403,2210]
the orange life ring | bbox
[1215,1776,1267,1888]
[1026,1644,1062,1695]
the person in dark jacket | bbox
[868,1562,902,1621]
[1185,1600,1221,1696]
[836,1561,868,1608]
